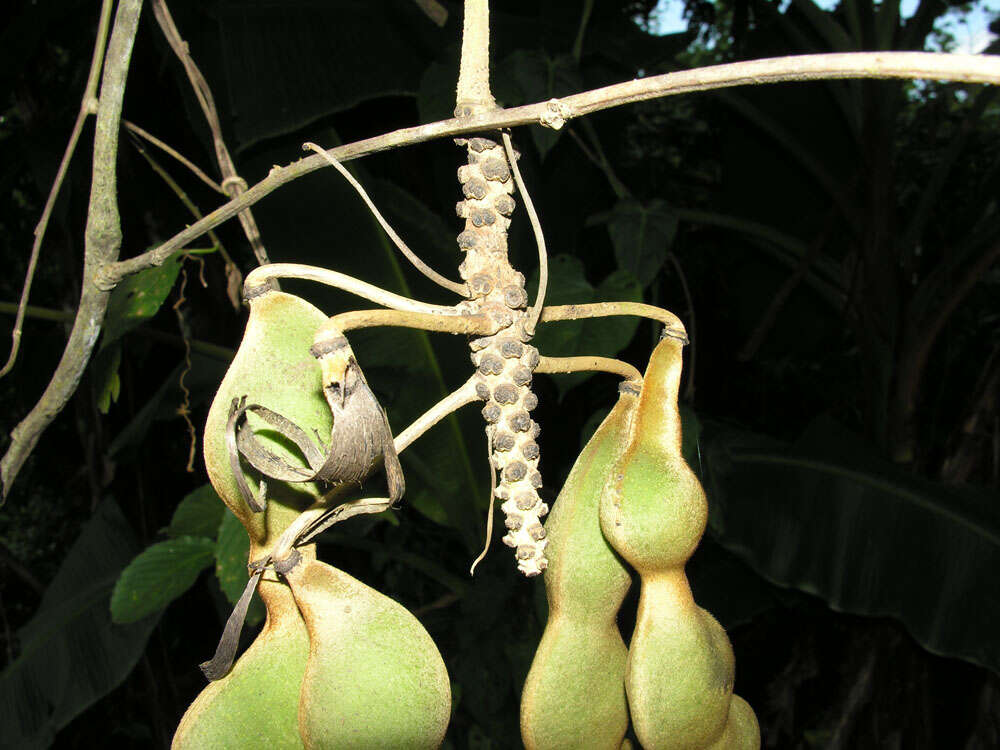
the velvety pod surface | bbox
[285,558,451,749]
[172,581,309,750]
[599,338,759,750]
[705,696,760,750]
[521,393,636,750]
[203,290,332,541]
[625,573,736,749]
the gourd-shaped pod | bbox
[600,336,758,750]
[284,556,451,749]
[203,289,332,545]
[174,289,330,746]
[704,696,760,750]
[520,389,637,750]
[172,572,310,749]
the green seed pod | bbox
[172,573,310,750]
[624,570,736,749]
[600,338,705,571]
[203,290,332,547]
[175,289,327,744]
[600,336,759,750]
[703,696,760,750]
[520,391,636,750]
[284,557,451,749]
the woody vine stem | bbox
[3,0,1000,523]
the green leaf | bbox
[93,343,122,414]
[215,511,264,627]
[529,255,642,397]
[167,484,225,539]
[703,416,1000,673]
[592,199,678,286]
[101,251,184,348]
[0,500,159,750]
[111,536,215,624]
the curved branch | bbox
[303,142,467,296]
[243,263,461,317]
[96,52,1000,289]
[536,355,641,383]
[322,310,491,338]
[150,0,270,266]
[539,302,688,342]
[1,0,143,501]
[0,0,115,379]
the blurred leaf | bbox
[680,403,702,474]
[578,407,607,449]
[108,353,229,462]
[215,511,264,627]
[588,25,694,70]
[368,178,459,275]
[167,484,225,539]
[101,252,184,348]
[418,56,459,125]
[590,199,678,286]
[0,500,158,749]
[496,50,581,157]
[111,536,215,624]
[703,416,1000,673]
[787,0,855,52]
[686,537,779,630]
[529,255,642,397]
[212,0,441,149]
[93,343,122,414]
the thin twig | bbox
[469,430,496,575]
[394,377,481,453]
[1,0,143,501]
[303,142,466,296]
[502,131,548,335]
[0,302,72,322]
[127,132,242,310]
[566,126,631,200]
[898,239,1000,426]
[171,268,197,472]
[243,263,463,317]
[940,346,1000,483]
[123,120,224,193]
[150,0,271,266]
[571,0,595,63]
[0,0,114,379]
[540,302,688,341]
[536,355,641,383]
[264,376,483,561]
[0,300,234,360]
[128,135,233,266]
[412,592,461,617]
[97,52,1000,289]
[737,206,837,361]
[322,309,491,338]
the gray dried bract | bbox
[226,360,404,512]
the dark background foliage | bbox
[1,0,999,747]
